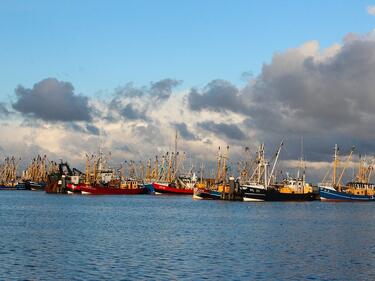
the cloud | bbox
[3,31,375,183]
[249,38,375,132]
[172,122,198,140]
[0,103,10,116]
[107,78,181,122]
[198,121,246,141]
[241,36,375,162]
[150,79,182,101]
[187,79,249,113]
[12,78,92,122]
[367,5,375,15]
[86,124,100,135]
[120,104,148,121]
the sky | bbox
[1,0,374,97]
[1,1,375,181]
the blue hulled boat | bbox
[0,183,28,190]
[319,145,375,202]
[319,184,375,201]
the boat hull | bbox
[240,185,266,202]
[0,184,27,190]
[68,184,146,195]
[319,187,375,201]
[152,182,193,195]
[143,183,155,194]
[26,181,46,191]
[193,188,221,200]
[265,189,316,201]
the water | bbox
[1,191,375,281]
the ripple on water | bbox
[0,192,375,280]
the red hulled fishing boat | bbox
[152,182,193,195]
[67,182,145,195]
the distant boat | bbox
[193,187,221,200]
[241,142,283,202]
[68,182,146,195]
[319,145,375,201]
[152,182,193,195]
[143,183,155,194]
[0,183,27,190]
[26,181,46,191]
[320,183,375,201]
[240,183,267,202]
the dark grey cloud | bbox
[198,121,246,141]
[150,79,181,101]
[187,79,249,113]
[250,41,375,131]
[120,104,148,121]
[172,122,197,141]
[13,78,92,122]
[241,37,375,160]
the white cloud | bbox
[367,5,375,15]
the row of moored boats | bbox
[1,139,375,202]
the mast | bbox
[174,130,178,180]
[222,146,229,185]
[146,159,151,181]
[366,156,375,183]
[337,146,355,190]
[215,147,221,183]
[200,162,204,184]
[298,137,304,180]
[85,154,91,184]
[332,144,339,187]
[267,141,283,186]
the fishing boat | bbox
[142,158,155,194]
[22,155,57,190]
[66,152,146,195]
[193,146,243,200]
[264,139,316,202]
[240,142,283,202]
[152,131,195,195]
[193,184,222,200]
[192,163,220,199]
[70,180,145,195]
[153,181,193,195]
[266,177,315,201]
[0,156,26,190]
[319,145,375,201]
[45,162,84,194]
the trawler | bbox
[22,155,58,190]
[152,132,195,195]
[193,146,231,200]
[240,142,283,202]
[319,145,375,201]
[66,152,146,195]
[0,156,25,190]
[266,140,316,201]
[267,174,315,201]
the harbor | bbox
[1,136,375,202]
[2,1,375,280]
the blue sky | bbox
[0,0,374,101]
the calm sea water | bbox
[1,191,375,281]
